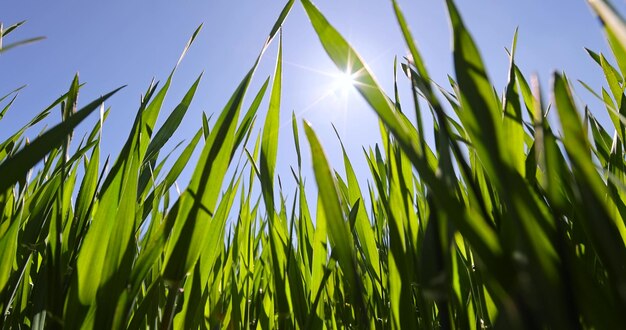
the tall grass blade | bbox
[0,87,122,192]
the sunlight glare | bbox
[333,70,356,94]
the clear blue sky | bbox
[2,1,624,202]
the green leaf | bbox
[0,37,45,54]
[0,218,19,294]
[0,87,122,192]
[144,73,203,167]
[233,77,270,158]
[502,29,525,175]
[554,73,626,305]
[162,69,250,282]
[334,127,381,284]
[303,121,367,322]
[138,73,203,197]
[446,0,505,181]
[202,111,211,139]
[260,35,283,214]
[162,3,291,282]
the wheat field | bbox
[1,0,626,328]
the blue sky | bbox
[2,0,625,201]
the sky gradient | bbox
[2,0,625,200]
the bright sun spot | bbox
[333,70,356,94]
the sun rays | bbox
[282,50,383,135]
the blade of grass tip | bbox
[233,76,270,159]
[393,0,444,157]
[0,85,25,104]
[0,87,83,161]
[176,24,203,68]
[1,21,26,37]
[138,73,203,200]
[292,111,302,170]
[391,0,430,81]
[135,24,202,168]
[86,107,109,144]
[600,54,623,110]
[393,56,402,109]
[202,111,211,139]
[599,56,626,146]
[143,73,203,166]
[578,78,605,104]
[555,72,626,253]
[303,120,368,324]
[266,0,295,50]
[587,110,613,167]
[586,48,624,84]
[600,88,625,139]
[136,75,173,160]
[161,2,292,281]
[446,0,506,181]
[260,34,282,216]
[0,87,123,192]
[0,37,45,54]
[0,92,21,121]
[515,65,541,121]
[61,75,80,164]
[502,28,525,175]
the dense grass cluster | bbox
[2,0,626,328]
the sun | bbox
[332,69,357,95]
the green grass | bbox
[2,0,626,328]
